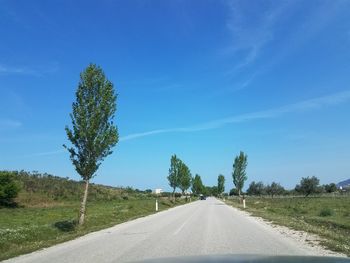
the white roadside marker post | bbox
[243,198,246,209]
[156,198,158,212]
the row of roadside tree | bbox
[167,151,345,200]
[167,154,227,201]
[166,151,248,200]
[242,176,339,197]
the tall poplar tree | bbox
[217,174,225,197]
[64,64,118,225]
[191,174,204,196]
[178,161,191,198]
[167,154,180,201]
[232,151,248,197]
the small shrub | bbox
[0,172,20,206]
[53,220,77,232]
[174,193,182,198]
[319,208,334,217]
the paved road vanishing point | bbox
[5,198,334,263]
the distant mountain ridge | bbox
[337,178,350,188]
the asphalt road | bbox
[6,198,324,263]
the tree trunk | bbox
[79,179,89,225]
[172,188,176,203]
[181,190,187,202]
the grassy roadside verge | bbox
[225,196,350,256]
[0,198,191,261]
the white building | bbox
[153,188,163,194]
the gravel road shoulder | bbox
[225,204,346,258]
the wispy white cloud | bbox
[0,64,40,76]
[20,90,350,154]
[120,90,350,141]
[0,62,59,76]
[228,73,257,93]
[22,149,65,158]
[223,0,349,90]
[119,130,171,141]
[0,119,22,130]
[224,0,291,74]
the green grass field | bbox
[0,171,195,260]
[0,197,189,261]
[226,196,350,256]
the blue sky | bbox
[1,0,350,191]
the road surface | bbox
[5,198,328,262]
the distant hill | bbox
[337,178,350,189]
[1,170,150,206]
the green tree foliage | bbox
[324,183,337,193]
[202,186,219,197]
[178,161,191,197]
[211,186,218,196]
[191,174,204,196]
[229,188,239,196]
[266,182,285,198]
[0,171,20,206]
[64,64,118,225]
[295,176,320,197]
[247,181,266,196]
[167,154,180,201]
[217,174,225,197]
[232,151,248,197]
